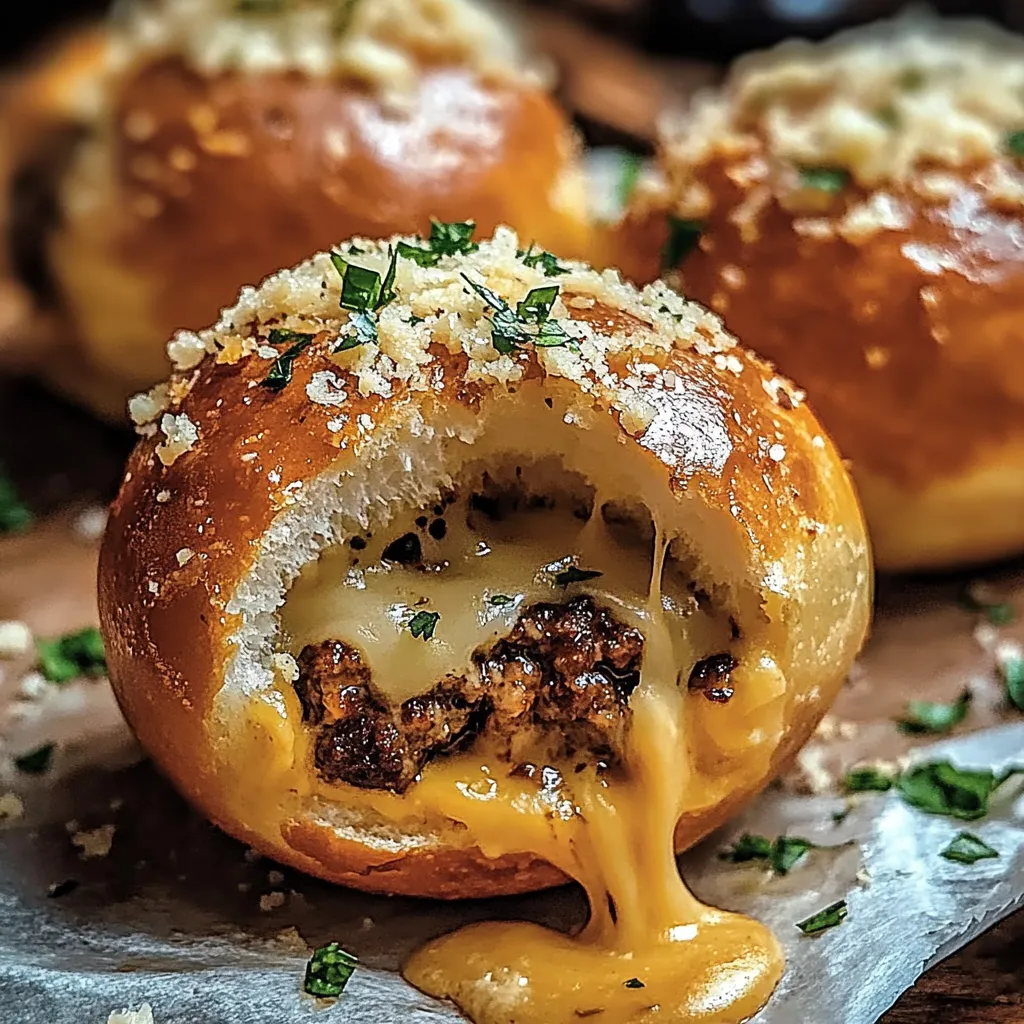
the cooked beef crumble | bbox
[294,595,646,793]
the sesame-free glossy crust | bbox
[50,55,589,405]
[616,155,1024,570]
[99,299,870,897]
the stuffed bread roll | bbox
[1,0,590,419]
[100,226,870,1024]
[614,17,1024,572]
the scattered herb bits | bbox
[896,689,972,735]
[0,465,32,534]
[397,220,478,266]
[328,246,399,353]
[304,942,358,998]
[797,900,848,936]
[958,584,1015,626]
[15,743,54,775]
[1005,130,1024,158]
[940,831,999,865]
[553,566,604,588]
[260,334,315,390]
[719,833,772,863]
[624,978,645,989]
[36,627,106,683]
[488,594,515,607]
[897,761,1010,821]
[661,216,704,270]
[798,166,850,193]
[407,611,440,641]
[461,275,569,354]
[843,766,895,793]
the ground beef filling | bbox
[294,595,645,794]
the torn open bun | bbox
[1,0,590,418]
[99,226,871,897]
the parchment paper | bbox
[1,509,1022,1024]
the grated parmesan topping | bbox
[132,226,736,437]
[662,14,1024,203]
[110,0,535,97]
[107,1005,155,1024]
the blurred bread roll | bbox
[1,0,591,417]
[615,16,1024,571]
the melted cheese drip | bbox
[281,491,784,1023]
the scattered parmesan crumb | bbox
[107,1004,154,1024]
[786,743,834,794]
[362,916,375,930]
[73,505,108,541]
[768,443,786,462]
[70,823,116,859]
[856,866,872,888]
[267,869,285,886]
[0,621,32,658]
[18,671,48,699]
[128,384,170,427]
[155,490,171,503]
[156,413,199,466]
[0,792,25,822]
[259,890,286,912]
[175,548,194,567]
[306,370,348,407]
[272,652,299,683]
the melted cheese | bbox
[280,487,785,1023]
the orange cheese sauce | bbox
[282,495,785,1023]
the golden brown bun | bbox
[613,22,1024,572]
[2,5,591,417]
[99,230,871,896]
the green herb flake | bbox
[1001,656,1024,711]
[719,833,772,863]
[488,594,515,606]
[461,274,568,354]
[898,761,1004,821]
[303,942,357,998]
[36,628,106,684]
[397,220,478,266]
[896,688,972,735]
[661,216,704,271]
[623,978,645,989]
[617,150,644,207]
[408,610,440,641]
[334,311,378,352]
[260,334,315,390]
[1007,130,1024,158]
[940,830,999,865]
[518,285,559,324]
[899,68,925,90]
[236,0,282,12]
[797,899,847,936]
[799,167,850,193]
[519,244,568,277]
[0,465,32,534]
[719,833,815,875]
[958,584,1015,625]
[335,257,383,312]
[843,766,895,793]
[553,566,604,588]
[15,743,54,775]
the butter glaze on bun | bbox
[615,16,1024,572]
[2,0,590,417]
[99,226,870,897]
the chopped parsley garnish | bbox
[624,978,645,989]
[519,244,568,277]
[236,0,282,11]
[0,465,32,534]
[461,275,569,354]
[303,942,357,998]
[940,831,999,865]
[396,220,478,267]
[1001,656,1024,711]
[1007,130,1024,157]
[897,761,1018,821]
[617,150,644,207]
[15,743,54,775]
[899,68,925,90]
[799,166,850,193]
[260,332,315,390]
[896,688,972,735]
[328,246,399,353]
[719,833,815,875]
[36,628,106,683]
[661,216,704,271]
[796,899,847,935]
[408,610,440,641]
[957,584,1014,625]
[843,766,895,792]
[488,594,515,606]
[553,566,603,588]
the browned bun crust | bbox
[613,23,1024,571]
[99,232,870,896]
